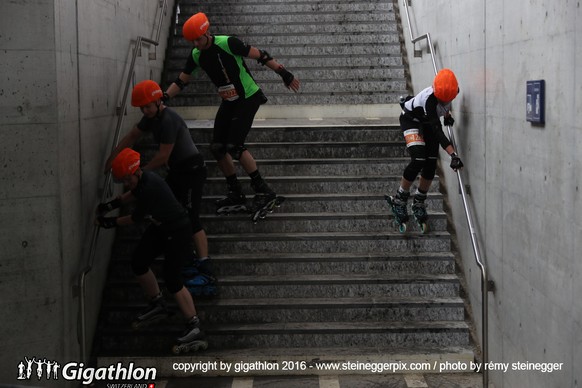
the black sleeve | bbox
[183,52,197,74]
[425,95,452,149]
[228,36,252,57]
[136,116,149,132]
[129,187,145,222]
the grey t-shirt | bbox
[137,107,201,169]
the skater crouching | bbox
[387,69,464,232]
[104,80,215,291]
[96,148,206,351]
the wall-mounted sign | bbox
[526,80,545,124]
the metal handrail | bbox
[77,0,167,363]
[400,1,492,387]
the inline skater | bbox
[97,148,207,352]
[105,80,215,294]
[386,69,464,232]
[163,12,300,219]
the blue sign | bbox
[526,80,545,124]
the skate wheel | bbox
[172,344,182,355]
[419,222,429,234]
[398,223,407,233]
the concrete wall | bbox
[0,0,174,385]
[399,0,581,387]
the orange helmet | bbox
[433,69,459,102]
[111,148,141,180]
[131,80,163,107]
[183,12,210,41]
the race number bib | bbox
[403,129,425,147]
[217,84,239,101]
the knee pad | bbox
[210,142,227,160]
[226,144,247,160]
[131,255,149,277]
[403,157,426,182]
[420,157,438,181]
[162,262,184,294]
[164,275,183,294]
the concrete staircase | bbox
[93,120,475,374]
[92,0,476,376]
[162,0,408,108]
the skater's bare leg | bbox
[173,286,197,319]
[192,229,208,258]
[399,177,414,192]
[238,150,258,174]
[217,154,236,177]
[216,150,258,177]
[418,177,432,193]
[135,269,160,299]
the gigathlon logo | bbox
[17,357,156,386]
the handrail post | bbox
[77,0,167,364]
[401,0,492,386]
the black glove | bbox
[450,153,464,171]
[96,216,118,229]
[161,92,170,103]
[444,115,455,126]
[96,198,122,215]
[277,68,295,87]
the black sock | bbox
[249,170,262,183]
[226,174,241,192]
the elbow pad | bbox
[257,49,273,66]
[174,77,188,90]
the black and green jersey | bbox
[183,35,260,99]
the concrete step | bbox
[200,212,448,234]
[109,251,456,277]
[97,320,469,353]
[103,296,465,326]
[200,193,444,213]
[202,175,437,195]
[113,231,451,258]
[97,346,476,375]
[181,0,390,4]
[166,68,406,86]
[107,252,456,286]
[169,92,405,106]
[169,43,402,61]
[201,158,411,177]
[173,22,397,38]
[140,140,406,159]
[176,11,395,27]
[169,79,406,97]
[205,231,450,254]
[216,273,459,298]
[164,55,404,73]
[105,272,460,301]
[211,251,456,276]
[170,33,401,48]
[178,2,393,16]
[138,122,404,143]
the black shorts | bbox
[399,114,440,159]
[131,222,192,294]
[213,90,266,146]
[399,114,440,181]
[166,163,207,234]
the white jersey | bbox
[404,86,451,118]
